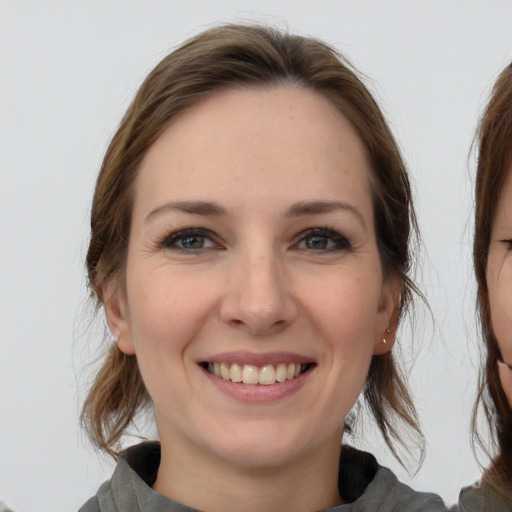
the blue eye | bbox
[179,234,206,249]
[303,235,335,250]
[160,229,219,252]
[296,228,351,252]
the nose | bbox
[219,248,298,336]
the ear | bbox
[102,277,135,355]
[373,275,401,356]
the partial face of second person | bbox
[106,85,398,470]
[487,160,512,408]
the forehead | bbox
[134,85,373,215]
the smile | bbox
[204,362,312,385]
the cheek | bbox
[124,271,220,410]
[489,261,512,361]
[301,271,381,350]
[126,270,217,354]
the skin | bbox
[487,164,512,409]
[105,85,399,512]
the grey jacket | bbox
[455,477,512,511]
[79,442,447,512]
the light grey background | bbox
[1,1,512,510]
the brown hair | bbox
[472,63,512,485]
[81,23,424,464]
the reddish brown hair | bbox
[472,63,512,485]
[81,24,424,465]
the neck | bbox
[152,431,343,512]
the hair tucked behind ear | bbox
[82,23,424,465]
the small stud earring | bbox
[382,328,391,344]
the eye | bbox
[295,228,351,252]
[159,228,221,252]
[500,239,512,250]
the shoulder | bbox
[457,477,512,512]
[361,466,448,511]
[78,496,100,512]
[77,442,161,512]
[337,446,447,511]
[77,478,118,512]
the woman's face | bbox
[487,163,512,408]
[108,85,398,469]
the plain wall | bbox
[1,1,512,510]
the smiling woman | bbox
[79,24,447,511]
[458,63,512,510]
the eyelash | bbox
[158,228,222,253]
[500,239,512,250]
[294,227,352,252]
[156,227,352,254]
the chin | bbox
[205,422,323,469]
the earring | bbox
[382,328,391,344]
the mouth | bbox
[200,362,314,385]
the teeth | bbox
[220,362,230,380]
[230,363,242,383]
[206,362,307,385]
[242,365,259,384]
[276,363,287,382]
[259,365,276,385]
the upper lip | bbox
[198,351,315,366]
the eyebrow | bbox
[145,199,366,229]
[145,200,228,223]
[285,200,366,230]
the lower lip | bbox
[200,366,312,402]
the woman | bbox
[79,24,446,511]
[458,64,512,510]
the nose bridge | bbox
[221,239,296,334]
[245,245,283,306]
